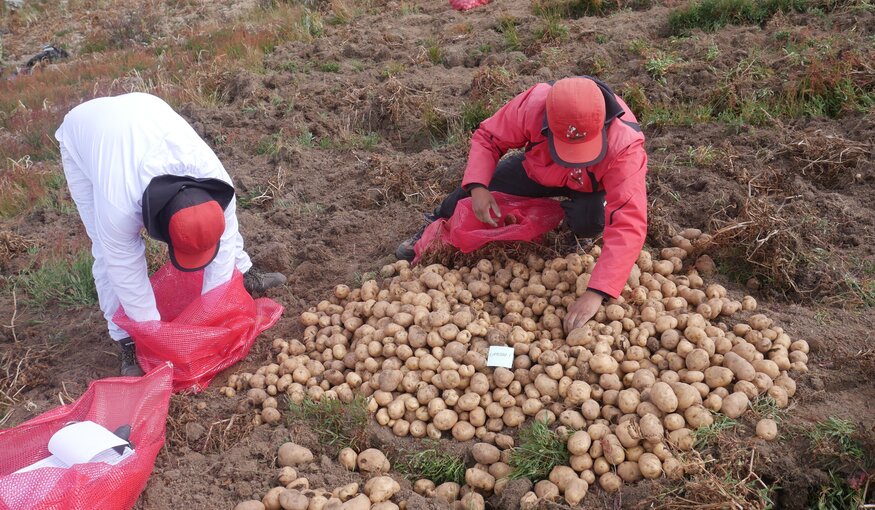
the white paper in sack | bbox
[486,346,515,368]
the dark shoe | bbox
[243,268,287,294]
[395,213,437,261]
[118,338,144,377]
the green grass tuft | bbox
[19,252,98,309]
[287,395,371,452]
[509,419,569,482]
[807,417,867,465]
[668,0,846,35]
[398,442,466,486]
[693,413,738,449]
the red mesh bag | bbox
[414,192,564,262]
[113,264,283,393]
[0,363,172,510]
[449,0,490,10]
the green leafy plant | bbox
[287,395,371,452]
[398,442,466,485]
[509,419,569,482]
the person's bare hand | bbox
[470,187,501,227]
[564,290,604,333]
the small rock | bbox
[810,376,824,391]
[185,422,206,442]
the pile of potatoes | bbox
[235,444,403,510]
[224,228,808,501]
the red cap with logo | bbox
[545,77,607,168]
[161,187,225,272]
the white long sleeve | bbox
[55,93,249,336]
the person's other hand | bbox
[470,187,501,227]
[564,290,604,333]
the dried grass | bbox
[164,394,255,454]
[0,230,32,264]
[0,344,57,426]
[656,443,775,509]
[776,129,870,189]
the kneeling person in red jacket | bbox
[396,76,648,333]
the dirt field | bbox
[1,0,873,508]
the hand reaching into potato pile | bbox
[563,290,604,333]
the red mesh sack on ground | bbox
[0,363,173,510]
[414,192,564,262]
[113,264,283,393]
[450,0,491,11]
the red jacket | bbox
[462,79,648,298]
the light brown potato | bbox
[720,392,750,419]
[756,419,778,440]
[638,452,662,480]
[434,482,460,503]
[599,472,622,492]
[278,443,314,467]
[564,478,588,505]
[278,490,308,510]
[534,480,559,500]
[548,465,578,491]
[465,467,496,491]
[364,476,401,503]
[723,352,756,382]
[338,448,357,471]
[358,449,390,473]
[262,487,284,510]
[650,382,679,413]
[472,443,501,465]
[567,430,593,456]
[236,501,266,510]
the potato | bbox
[460,492,485,510]
[466,467,495,491]
[639,414,664,441]
[650,382,678,413]
[756,419,778,440]
[567,431,592,456]
[546,465,577,491]
[472,443,501,465]
[236,501,266,510]
[723,352,756,382]
[278,490,308,510]
[589,354,619,374]
[638,452,662,479]
[617,461,642,483]
[565,380,592,405]
[662,457,684,480]
[434,482,460,503]
[358,449,390,473]
[599,472,622,492]
[414,479,435,495]
[683,405,714,429]
[263,487,284,510]
[564,478,588,505]
[278,443,314,467]
[534,480,559,500]
[704,366,733,388]
[365,476,401,503]
[339,448,357,471]
[341,494,371,510]
[720,392,750,419]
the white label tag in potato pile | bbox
[486,346,515,368]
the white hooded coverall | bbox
[55,93,253,341]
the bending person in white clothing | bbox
[55,93,286,377]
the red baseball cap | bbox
[161,188,225,272]
[546,77,607,168]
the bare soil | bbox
[1,0,873,509]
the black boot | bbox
[395,212,438,261]
[243,268,287,294]
[118,338,144,377]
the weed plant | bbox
[509,419,569,482]
[287,395,370,452]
